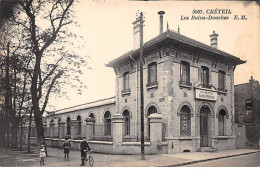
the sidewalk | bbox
[0,146,259,167]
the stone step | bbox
[198,147,216,152]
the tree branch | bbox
[40,0,74,54]
[39,57,62,88]
[40,71,63,115]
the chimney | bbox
[249,76,254,83]
[133,18,141,50]
[158,11,165,34]
[210,31,219,48]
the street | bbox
[0,146,259,167]
[184,152,260,167]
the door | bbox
[200,106,210,147]
[236,124,246,149]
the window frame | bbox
[218,109,226,136]
[66,117,71,136]
[218,70,227,93]
[147,62,158,88]
[180,61,192,89]
[122,72,131,95]
[89,113,95,135]
[201,66,210,88]
[123,110,131,136]
[77,115,82,136]
[104,111,112,136]
[180,105,191,136]
[123,72,130,90]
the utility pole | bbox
[139,12,145,160]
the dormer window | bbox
[201,66,209,88]
[147,62,158,89]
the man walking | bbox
[80,137,91,166]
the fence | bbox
[122,122,150,142]
[92,123,113,141]
[42,121,165,143]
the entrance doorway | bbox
[200,105,211,147]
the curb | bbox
[162,150,260,167]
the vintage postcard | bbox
[0,0,259,167]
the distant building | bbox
[235,77,260,148]
[41,11,245,154]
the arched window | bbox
[147,105,158,138]
[123,110,130,136]
[201,66,209,88]
[148,62,157,86]
[77,115,81,136]
[147,106,157,116]
[180,105,191,136]
[180,61,191,85]
[57,118,61,136]
[50,119,54,125]
[89,113,95,135]
[66,117,71,136]
[104,111,111,136]
[218,109,226,136]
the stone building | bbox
[235,77,260,148]
[41,12,245,154]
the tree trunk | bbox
[11,125,18,149]
[5,42,11,148]
[10,118,19,149]
[0,117,6,146]
[20,117,23,150]
[27,108,32,153]
[34,108,44,147]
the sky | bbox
[48,0,260,111]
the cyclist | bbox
[80,137,91,166]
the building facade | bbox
[41,12,245,154]
[235,77,260,148]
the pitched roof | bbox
[106,30,245,67]
[46,97,116,116]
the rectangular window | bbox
[124,118,130,136]
[218,71,225,91]
[148,63,157,86]
[201,66,209,88]
[180,61,191,86]
[123,72,129,90]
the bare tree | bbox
[0,18,32,149]
[14,0,88,146]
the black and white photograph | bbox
[0,0,259,167]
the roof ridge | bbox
[54,96,116,112]
[107,30,245,67]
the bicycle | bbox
[83,150,94,167]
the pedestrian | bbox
[63,138,71,161]
[39,144,46,166]
[80,137,91,166]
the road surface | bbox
[184,152,260,167]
